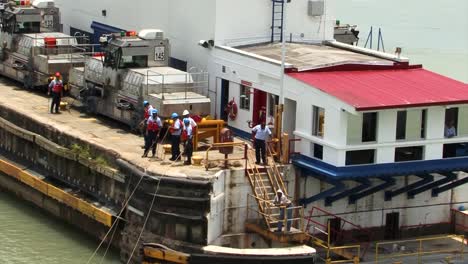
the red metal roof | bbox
[287,68,468,111]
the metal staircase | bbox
[244,141,362,263]
[271,0,285,43]
[245,143,307,243]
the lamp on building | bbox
[102,9,107,17]
[198,39,214,49]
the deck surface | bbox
[0,77,247,180]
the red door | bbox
[253,89,267,126]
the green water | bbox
[335,0,468,83]
[0,190,120,264]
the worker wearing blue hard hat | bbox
[142,108,162,158]
[169,112,182,161]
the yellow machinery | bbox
[193,119,225,151]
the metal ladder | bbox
[271,0,285,43]
[245,149,277,229]
[245,143,290,229]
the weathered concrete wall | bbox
[0,114,127,207]
[0,105,215,263]
[117,164,212,263]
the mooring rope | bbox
[86,171,146,264]
[125,177,162,264]
[125,149,184,263]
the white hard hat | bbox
[183,110,189,116]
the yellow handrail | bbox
[266,142,288,196]
[375,234,465,264]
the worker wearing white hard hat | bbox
[182,109,197,128]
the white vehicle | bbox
[0,0,95,89]
[70,29,210,128]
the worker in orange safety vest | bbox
[142,109,162,158]
[48,72,63,114]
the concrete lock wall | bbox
[0,113,127,208]
[0,104,215,263]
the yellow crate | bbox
[94,209,112,227]
[47,185,65,203]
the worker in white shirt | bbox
[274,189,292,232]
[182,118,194,165]
[169,113,183,161]
[182,109,197,128]
[252,122,271,165]
[444,120,457,138]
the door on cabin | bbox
[220,79,230,121]
[385,212,400,240]
[252,89,267,126]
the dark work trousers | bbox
[277,204,293,232]
[50,92,61,113]
[255,139,266,164]
[184,137,193,164]
[171,134,181,160]
[144,130,159,156]
[142,123,149,147]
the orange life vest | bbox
[147,118,160,132]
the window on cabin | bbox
[444,108,458,138]
[443,143,468,158]
[119,55,148,68]
[420,109,427,139]
[398,109,427,140]
[395,146,424,162]
[312,143,323,160]
[312,106,325,137]
[362,112,377,142]
[239,85,250,110]
[396,111,407,140]
[346,149,375,165]
[16,22,41,33]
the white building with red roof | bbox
[211,38,468,234]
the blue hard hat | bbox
[143,101,149,106]
[171,113,178,119]
[183,118,190,124]
[151,109,158,115]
